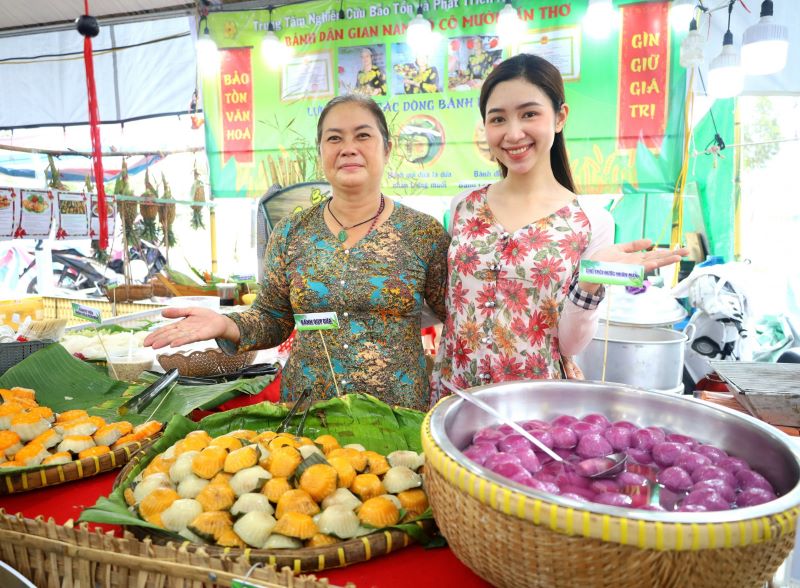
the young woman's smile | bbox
[484,78,567,176]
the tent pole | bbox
[733,101,742,260]
[209,193,218,274]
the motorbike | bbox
[15,240,166,295]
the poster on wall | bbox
[54,191,90,240]
[202,0,685,199]
[14,189,54,239]
[89,194,116,240]
[0,187,19,240]
[518,26,581,81]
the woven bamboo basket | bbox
[152,274,219,299]
[422,381,800,588]
[0,436,158,495]
[113,437,438,574]
[103,283,154,303]
[0,510,352,587]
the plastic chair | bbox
[256,181,332,283]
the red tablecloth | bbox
[0,471,491,588]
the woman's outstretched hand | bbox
[143,307,240,350]
[562,356,585,380]
[591,239,689,272]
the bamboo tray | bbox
[0,435,158,495]
[103,283,155,303]
[0,510,351,587]
[114,435,438,574]
[710,361,800,427]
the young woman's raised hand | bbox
[590,239,689,272]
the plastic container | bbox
[166,296,220,311]
[0,340,54,375]
[215,283,238,307]
[0,297,44,329]
[107,350,153,381]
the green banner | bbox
[202,0,688,200]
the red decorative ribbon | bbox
[82,0,108,248]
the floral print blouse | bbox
[431,185,613,404]
[220,200,450,412]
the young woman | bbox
[431,54,687,402]
[145,95,450,411]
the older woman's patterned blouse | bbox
[220,200,450,411]
[431,185,612,404]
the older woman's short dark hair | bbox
[316,94,390,153]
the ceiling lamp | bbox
[670,0,695,32]
[741,0,789,75]
[679,17,704,68]
[406,6,434,54]
[261,7,292,69]
[583,0,616,40]
[496,0,525,47]
[708,30,744,98]
[195,16,220,75]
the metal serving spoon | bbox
[440,380,627,479]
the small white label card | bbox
[579,260,644,287]
[294,312,340,331]
[71,302,102,323]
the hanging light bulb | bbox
[196,16,220,75]
[708,30,744,98]
[669,0,695,32]
[679,17,704,68]
[496,0,525,47]
[261,7,292,69]
[741,0,789,75]
[406,5,433,55]
[583,0,616,40]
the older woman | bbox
[145,95,450,411]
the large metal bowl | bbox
[429,379,800,522]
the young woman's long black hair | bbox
[479,54,576,193]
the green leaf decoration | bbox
[0,344,276,476]
[388,509,445,548]
[165,266,211,287]
[80,395,427,530]
[0,343,129,412]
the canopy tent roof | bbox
[0,1,196,35]
[0,1,797,131]
[0,0,309,35]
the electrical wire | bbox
[696,69,726,153]
[0,32,190,65]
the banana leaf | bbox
[0,343,273,423]
[0,343,129,408]
[67,322,158,335]
[0,344,277,474]
[80,395,428,534]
